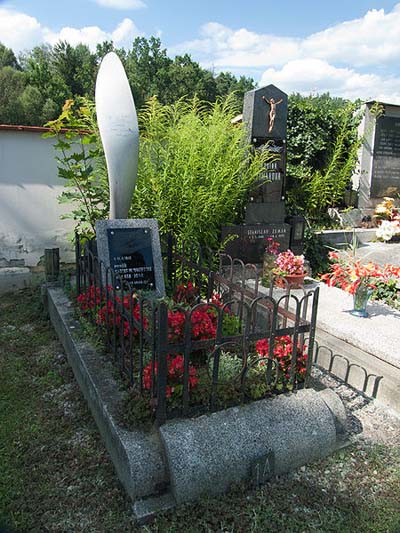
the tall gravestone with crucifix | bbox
[222,85,304,263]
[94,52,165,296]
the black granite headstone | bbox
[96,219,165,296]
[221,223,291,263]
[107,227,156,290]
[371,116,400,197]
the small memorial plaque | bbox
[251,451,275,487]
[96,219,165,296]
[107,227,155,290]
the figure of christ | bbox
[262,95,283,133]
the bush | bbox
[132,94,274,249]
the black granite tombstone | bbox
[96,219,165,296]
[243,85,288,142]
[371,115,400,197]
[221,223,291,264]
[107,227,156,290]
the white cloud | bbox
[93,0,146,9]
[45,18,142,50]
[0,8,43,51]
[260,59,400,104]
[303,5,400,67]
[0,7,142,52]
[176,5,400,71]
[170,4,400,103]
[171,22,301,68]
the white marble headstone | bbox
[95,52,139,219]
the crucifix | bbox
[262,95,283,133]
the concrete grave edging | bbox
[159,387,346,504]
[46,287,167,503]
[47,286,347,518]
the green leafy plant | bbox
[132,94,276,249]
[43,97,108,238]
[47,94,274,249]
[286,95,363,221]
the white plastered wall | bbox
[0,129,75,267]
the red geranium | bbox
[142,354,198,399]
[256,335,308,379]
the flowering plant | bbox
[142,354,198,399]
[263,237,281,275]
[265,237,280,256]
[255,335,308,381]
[274,249,305,276]
[374,197,400,241]
[320,251,400,294]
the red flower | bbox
[142,354,199,398]
[256,336,308,379]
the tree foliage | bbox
[286,94,363,219]
[0,37,254,126]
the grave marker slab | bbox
[221,223,291,263]
[96,219,165,296]
[371,115,400,197]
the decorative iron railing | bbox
[75,234,319,424]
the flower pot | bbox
[350,282,373,318]
[276,273,306,289]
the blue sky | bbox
[1,1,400,102]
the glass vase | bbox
[350,281,373,318]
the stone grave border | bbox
[47,285,348,524]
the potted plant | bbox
[273,249,306,289]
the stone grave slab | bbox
[371,115,400,197]
[96,219,165,296]
[221,223,291,263]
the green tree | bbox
[51,41,97,97]
[0,42,20,69]
[0,67,27,124]
[124,36,172,108]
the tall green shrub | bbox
[286,95,363,220]
[132,94,274,249]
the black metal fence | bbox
[75,234,319,424]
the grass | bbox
[1,288,399,532]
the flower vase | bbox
[350,282,373,318]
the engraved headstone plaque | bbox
[371,116,400,197]
[107,227,155,290]
[96,219,165,296]
[221,223,291,263]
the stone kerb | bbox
[47,285,347,519]
[46,287,167,503]
[159,388,346,504]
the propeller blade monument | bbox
[95,52,139,219]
